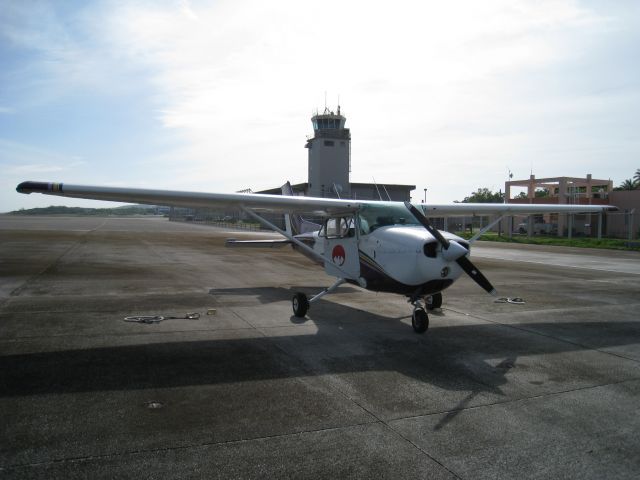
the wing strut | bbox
[468,215,505,244]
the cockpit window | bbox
[358,204,420,234]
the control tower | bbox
[305,106,351,198]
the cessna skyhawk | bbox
[16,180,612,333]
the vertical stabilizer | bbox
[281,182,321,235]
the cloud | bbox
[3,0,637,211]
[96,0,606,190]
[0,139,86,174]
[0,1,153,106]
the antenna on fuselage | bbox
[372,177,383,201]
[332,183,342,199]
[381,184,392,201]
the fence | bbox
[171,217,268,232]
[440,210,638,241]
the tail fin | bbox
[281,182,321,235]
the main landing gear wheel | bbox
[412,308,429,333]
[292,292,309,317]
[427,292,442,310]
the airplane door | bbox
[321,215,360,280]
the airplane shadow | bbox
[2,287,639,431]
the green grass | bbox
[454,231,640,251]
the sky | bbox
[1,0,639,212]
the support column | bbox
[558,178,567,237]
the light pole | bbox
[423,188,427,203]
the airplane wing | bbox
[16,181,613,217]
[16,181,360,216]
[420,203,615,216]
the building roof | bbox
[256,182,415,196]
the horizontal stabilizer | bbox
[225,238,291,248]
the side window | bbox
[324,218,339,237]
[322,216,355,238]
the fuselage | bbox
[294,224,469,297]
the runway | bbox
[1,216,639,479]
[473,242,640,275]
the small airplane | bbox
[16,180,613,333]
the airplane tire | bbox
[427,292,443,310]
[292,292,309,317]
[412,308,429,333]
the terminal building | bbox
[504,174,638,239]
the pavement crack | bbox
[387,376,640,424]
[2,421,381,471]
[445,306,640,365]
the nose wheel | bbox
[411,307,429,333]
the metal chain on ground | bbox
[124,312,201,324]
[494,297,525,304]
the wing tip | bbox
[17,181,63,195]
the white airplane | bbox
[16,180,612,333]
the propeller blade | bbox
[404,202,450,249]
[456,256,497,296]
[404,202,497,296]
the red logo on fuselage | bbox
[332,245,346,266]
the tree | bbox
[616,179,637,191]
[460,188,504,203]
[634,169,640,185]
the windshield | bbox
[359,204,420,234]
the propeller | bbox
[404,202,497,296]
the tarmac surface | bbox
[1,216,639,479]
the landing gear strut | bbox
[292,278,346,318]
